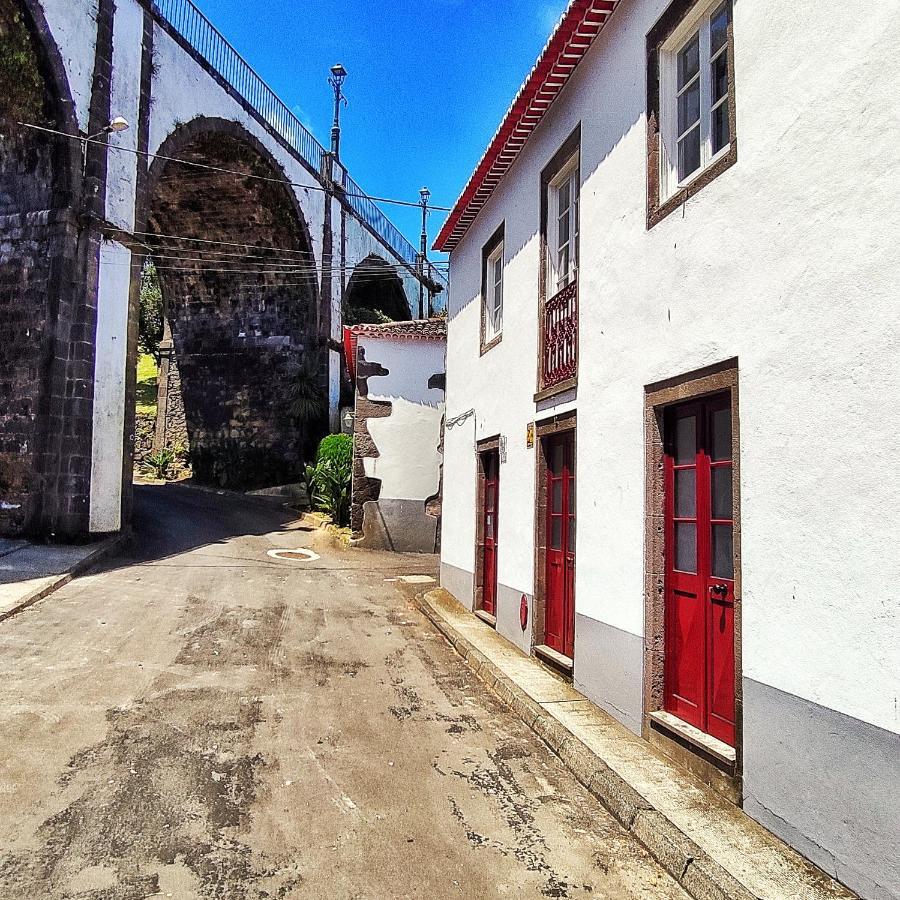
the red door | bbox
[664,395,735,746]
[480,450,500,617]
[544,433,576,659]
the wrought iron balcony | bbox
[541,279,578,391]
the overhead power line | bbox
[17,122,454,212]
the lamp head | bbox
[420,187,431,204]
[107,116,129,134]
[330,63,348,86]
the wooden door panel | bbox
[664,396,735,747]
[480,450,499,618]
[543,431,576,659]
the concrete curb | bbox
[417,589,765,900]
[0,532,128,624]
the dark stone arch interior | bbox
[344,254,411,324]
[0,0,76,535]
[147,128,323,489]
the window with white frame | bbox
[547,153,579,296]
[659,0,732,198]
[484,240,504,343]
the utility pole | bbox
[329,64,348,159]
[418,186,431,319]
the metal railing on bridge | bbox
[151,0,448,292]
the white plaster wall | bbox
[89,241,132,532]
[360,336,444,502]
[40,0,99,131]
[105,0,143,232]
[443,0,900,735]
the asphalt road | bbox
[0,484,687,899]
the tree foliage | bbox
[139,261,164,362]
[0,0,46,124]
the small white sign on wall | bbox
[499,435,508,464]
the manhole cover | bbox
[267,548,320,562]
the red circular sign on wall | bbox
[520,594,528,631]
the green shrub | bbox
[305,434,353,525]
[316,433,352,467]
[144,447,175,480]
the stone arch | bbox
[143,117,324,489]
[344,253,411,324]
[0,0,81,536]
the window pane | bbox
[551,479,563,514]
[568,516,576,552]
[711,466,732,520]
[557,244,570,285]
[675,522,697,573]
[677,33,700,88]
[678,80,701,136]
[712,101,730,155]
[675,468,697,518]
[710,407,732,461]
[712,51,729,104]
[558,179,571,215]
[674,415,696,464]
[550,441,564,474]
[558,208,570,247]
[551,517,563,550]
[710,3,729,56]
[486,512,494,540]
[678,125,701,181]
[712,524,734,579]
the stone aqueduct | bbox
[0,0,444,539]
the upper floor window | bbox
[480,223,505,353]
[548,153,580,295]
[647,0,736,227]
[484,240,504,343]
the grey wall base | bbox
[743,678,900,900]
[494,583,533,655]
[573,614,643,736]
[440,561,474,609]
[359,499,438,553]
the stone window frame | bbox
[535,125,581,402]
[473,436,501,623]
[480,223,505,356]
[646,0,737,229]
[643,359,743,802]
[531,410,577,673]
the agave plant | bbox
[285,360,327,424]
[144,447,175,480]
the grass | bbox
[136,353,159,416]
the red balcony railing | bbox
[541,279,578,390]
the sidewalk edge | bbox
[0,532,129,624]
[418,587,768,900]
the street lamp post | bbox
[329,64,348,159]
[419,186,431,319]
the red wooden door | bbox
[480,450,500,617]
[664,395,735,746]
[544,433,576,659]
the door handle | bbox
[711,583,728,596]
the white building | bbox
[346,321,446,553]
[435,2,900,897]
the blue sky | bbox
[197,0,568,252]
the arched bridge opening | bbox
[343,254,411,325]
[144,120,325,489]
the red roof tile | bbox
[434,0,619,253]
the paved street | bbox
[0,485,686,900]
